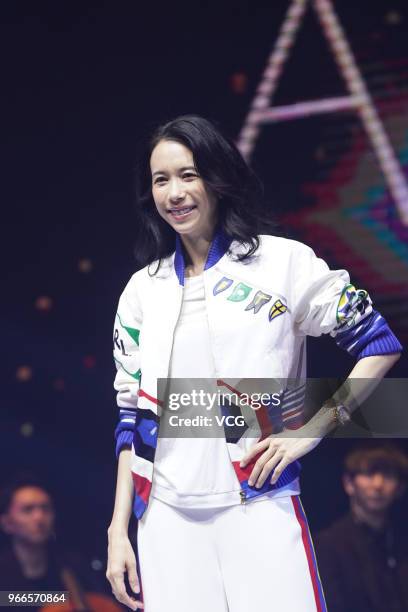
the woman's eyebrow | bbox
[152,165,196,177]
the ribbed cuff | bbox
[358,328,403,359]
[115,430,133,459]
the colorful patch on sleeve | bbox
[336,283,373,329]
[137,418,158,448]
[213,276,234,296]
[268,299,287,321]
[227,282,252,302]
[113,313,141,380]
[114,357,141,381]
[123,325,140,345]
[244,290,272,314]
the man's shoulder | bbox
[315,513,356,548]
[0,545,22,588]
[0,545,16,566]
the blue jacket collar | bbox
[174,226,233,286]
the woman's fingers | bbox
[240,438,270,467]
[110,570,143,610]
[108,569,127,605]
[270,452,293,484]
[247,445,280,486]
[106,536,144,611]
[127,558,140,595]
[251,451,285,488]
[244,436,323,490]
[126,559,144,609]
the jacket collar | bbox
[174,226,233,286]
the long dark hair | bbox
[133,114,278,271]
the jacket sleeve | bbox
[292,244,402,358]
[112,276,142,458]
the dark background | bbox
[1,0,407,580]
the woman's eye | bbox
[154,177,167,185]
[183,173,196,180]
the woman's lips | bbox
[168,206,196,219]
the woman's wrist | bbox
[107,521,129,538]
[300,404,337,438]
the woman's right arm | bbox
[106,449,143,610]
[106,278,143,610]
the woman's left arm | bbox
[240,352,401,488]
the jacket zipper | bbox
[202,274,220,380]
[166,283,185,380]
[204,272,247,504]
[172,270,246,507]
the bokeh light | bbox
[35,296,53,312]
[16,366,33,382]
[20,422,34,437]
[78,258,93,273]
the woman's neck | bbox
[181,233,213,277]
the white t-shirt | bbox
[150,274,300,508]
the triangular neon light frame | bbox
[237,0,408,225]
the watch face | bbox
[337,405,351,425]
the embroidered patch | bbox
[268,299,287,321]
[114,357,141,381]
[245,290,272,314]
[336,284,373,329]
[137,418,158,448]
[227,282,252,302]
[212,275,287,321]
[113,313,141,380]
[213,276,234,295]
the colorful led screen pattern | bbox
[283,65,408,343]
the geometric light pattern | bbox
[236,0,408,225]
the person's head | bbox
[342,443,408,517]
[134,114,277,269]
[0,477,55,546]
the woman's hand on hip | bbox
[106,529,144,610]
[240,432,322,488]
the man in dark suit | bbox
[0,475,106,611]
[315,442,408,612]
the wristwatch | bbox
[333,403,351,426]
[322,399,351,427]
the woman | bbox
[106,115,402,611]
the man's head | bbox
[342,443,408,517]
[0,477,55,546]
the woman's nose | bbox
[168,179,186,203]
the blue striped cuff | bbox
[335,310,402,359]
[358,328,403,359]
[115,430,133,459]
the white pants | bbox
[137,495,327,612]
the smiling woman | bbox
[132,115,278,277]
[150,140,218,253]
[106,115,402,612]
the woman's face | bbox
[150,139,218,239]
